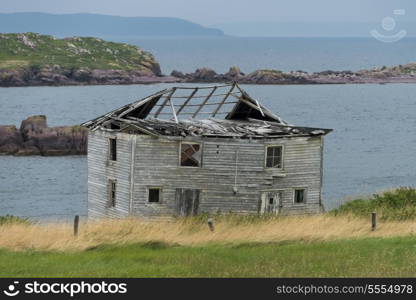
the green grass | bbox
[332,187,416,220]
[0,32,158,72]
[0,215,30,225]
[1,237,416,277]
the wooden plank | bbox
[169,96,179,123]
[192,86,217,118]
[154,101,238,107]
[154,88,177,118]
[212,83,236,117]
[176,88,198,115]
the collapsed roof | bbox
[81,83,332,138]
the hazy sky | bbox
[1,0,415,25]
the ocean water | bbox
[113,37,416,74]
[0,37,415,219]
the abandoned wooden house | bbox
[81,83,332,218]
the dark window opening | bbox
[294,189,305,204]
[266,146,282,168]
[108,180,116,207]
[180,143,201,167]
[109,138,117,161]
[269,197,274,205]
[148,188,161,203]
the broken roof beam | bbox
[156,112,228,115]
[110,117,160,137]
[176,88,199,116]
[153,87,177,118]
[212,83,236,118]
[169,96,179,123]
[154,101,239,108]
[170,84,232,90]
[234,84,287,124]
[192,86,218,118]
[254,99,265,117]
[116,89,170,119]
[227,95,284,123]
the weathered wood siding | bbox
[87,130,325,218]
[87,130,134,219]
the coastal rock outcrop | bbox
[168,64,416,85]
[0,33,175,87]
[0,115,87,156]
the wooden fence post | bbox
[371,212,377,231]
[207,218,215,232]
[74,215,79,236]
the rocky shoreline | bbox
[0,67,178,87]
[0,116,87,156]
[1,33,415,86]
[2,64,416,87]
[169,64,416,85]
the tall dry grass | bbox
[0,214,415,252]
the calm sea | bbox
[0,37,415,219]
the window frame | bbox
[293,188,307,205]
[264,144,284,169]
[108,179,117,208]
[147,186,163,203]
[108,137,117,162]
[179,141,203,168]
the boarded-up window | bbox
[175,188,200,216]
[294,189,305,204]
[148,188,161,203]
[108,179,116,207]
[180,143,201,167]
[260,190,283,214]
[266,146,282,168]
[109,138,117,161]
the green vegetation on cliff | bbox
[0,32,160,74]
[333,187,416,220]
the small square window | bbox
[109,138,117,161]
[294,189,306,204]
[180,143,201,167]
[148,188,161,203]
[265,146,282,168]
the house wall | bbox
[87,130,325,218]
[87,130,133,218]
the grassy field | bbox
[1,188,415,277]
[1,237,416,277]
[0,214,416,277]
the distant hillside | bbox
[0,33,171,86]
[0,32,159,72]
[0,12,224,37]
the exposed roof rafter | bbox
[81,83,292,131]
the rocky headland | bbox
[0,33,172,87]
[0,115,87,156]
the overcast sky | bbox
[1,0,415,26]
